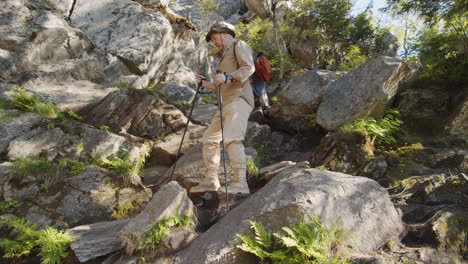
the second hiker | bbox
[191,21,255,195]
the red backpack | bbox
[254,55,271,82]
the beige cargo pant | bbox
[202,97,253,172]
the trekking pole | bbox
[170,80,204,178]
[217,73,229,212]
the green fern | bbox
[247,159,259,177]
[9,87,62,119]
[339,109,403,147]
[138,215,194,250]
[13,156,59,180]
[94,146,150,186]
[65,110,84,121]
[0,216,73,264]
[58,158,86,174]
[237,216,350,264]
[0,200,19,212]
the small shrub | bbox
[65,110,84,121]
[201,96,215,104]
[114,82,129,89]
[0,200,18,212]
[0,109,17,121]
[0,216,74,264]
[13,156,59,179]
[10,87,61,119]
[339,109,403,147]
[0,98,12,110]
[338,45,369,71]
[75,141,85,157]
[271,96,278,105]
[95,146,150,186]
[100,125,111,131]
[247,159,259,177]
[58,158,86,174]
[138,215,194,250]
[237,216,350,264]
[307,114,319,129]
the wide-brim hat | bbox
[205,21,236,42]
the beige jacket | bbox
[218,40,255,107]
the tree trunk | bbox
[312,39,318,71]
[403,11,409,58]
[272,4,284,80]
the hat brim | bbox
[205,28,236,42]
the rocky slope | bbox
[0,0,466,264]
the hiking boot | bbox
[228,168,250,194]
[190,171,220,193]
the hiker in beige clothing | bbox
[191,21,254,194]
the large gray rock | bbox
[120,181,195,255]
[244,121,272,149]
[269,70,336,132]
[175,167,403,264]
[317,56,413,130]
[20,80,119,112]
[245,0,272,19]
[290,39,315,69]
[70,0,173,75]
[85,89,187,138]
[65,219,130,262]
[0,112,46,155]
[168,0,246,30]
[148,124,206,166]
[3,115,149,165]
[445,95,467,139]
[396,85,449,135]
[159,82,196,106]
[191,103,217,126]
[4,167,151,227]
[7,127,66,160]
[0,49,17,80]
[0,1,104,81]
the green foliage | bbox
[201,96,217,104]
[247,159,259,178]
[339,109,403,147]
[95,146,149,186]
[0,200,19,212]
[201,96,210,104]
[414,26,468,82]
[271,96,278,105]
[138,215,194,250]
[10,87,61,119]
[348,12,375,56]
[100,125,111,131]
[194,0,219,31]
[316,165,328,170]
[338,46,369,71]
[0,109,17,121]
[13,156,59,179]
[306,114,319,129]
[0,216,74,264]
[58,158,86,174]
[384,0,467,83]
[114,82,129,89]
[75,141,85,157]
[237,216,350,264]
[112,198,144,219]
[65,110,84,121]
[0,98,12,110]
[174,100,188,113]
[236,18,299,76]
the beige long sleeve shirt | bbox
[218,40,255,107]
